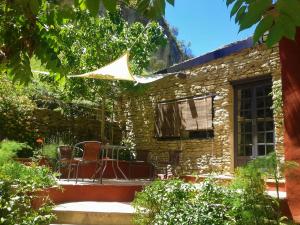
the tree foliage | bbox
[37,9,166,102]
[0,9,165,146]
[0,0,172,83]
[0,74,37,147]
[2,0,299,82]
[226,0,300,46]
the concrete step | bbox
[53,201,134,225]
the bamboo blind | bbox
[155,96,213,138]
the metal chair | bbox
[154,150,182,179]
[129,150,155,180]
[74,141,102,183]
[57,145,77,180]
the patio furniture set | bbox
[57,141,182,183]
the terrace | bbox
[2,1,300,225]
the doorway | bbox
[234,78,275,167]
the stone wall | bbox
[117,44,283,175]
[34,108,122,145]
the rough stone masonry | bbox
[117,43,283,175]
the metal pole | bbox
[101,96,106,141]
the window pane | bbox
[266,121,274,131]
[265,86,272,96]
[266,145,274,154]
[257,133,265,143]
[245,133,252,144]
[256,86,265,97]
[257,121,265,132]
[245,122,252,132]
[256,98,265,108]
[265,108,273,117]
[257,109,264,118]
[242,99,251,110]
[265,96,273,107]
[238,146,245,156]
[266,132,274,143]
[245,145,252,156]
[258,145,266,156]
[239,123,244,133]
[241,88,252,98]
[243,110,251,119]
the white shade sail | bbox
[68,53,135,81]
[33,52,172,84]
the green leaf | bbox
[235,5,246,23]
[226,0,235,7]
[277,0,300,26]
[85,0,101,16]
[253,15,273,43]
[239,0,272,32]
[137,0,166,19]
[167,0,175,6]
[102,0,117,12]
[277,14,296,40]
[266,23,283,47]
[29,0,40,15]
[230,0,243,18]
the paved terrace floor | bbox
[57,178,152,186]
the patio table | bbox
[95,144,129,183]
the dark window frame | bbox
[233,75,274,167]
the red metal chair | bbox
[154,150,182,179]
[57,145,77,180]
[129,150,155,180]
[74,141,102,183]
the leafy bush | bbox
[133,179,235,225]
[0,162,57,188]
[133,155,295,225]
[0,140,57,225]
[0,140,31,165]
[230,165,279,225]
[0,162,57,225]
[35,143,58,168]
[193,178,234,225]
[0,75,37,147]
[132,179,198,225]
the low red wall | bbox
[46,184,142,204]
[61,161,154,180]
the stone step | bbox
[53,201,134,225]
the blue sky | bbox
[165,1,256,57]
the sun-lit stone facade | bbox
[117,43,283,175]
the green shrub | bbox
[133,156,296,225]
[0,161,57,224]
[133,179,234,225]
[0,75,37,147]
[0,140,32,165]
[230,165,279,225]
[132,179,196,225]
[36,143,58,168]
[193,178,234,225]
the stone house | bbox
[117,38,283,175]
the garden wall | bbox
[33,108,122,145]
[117,44,283,174]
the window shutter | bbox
[179,96,213,131]
[155,102,181,137]
[155,96,213,138]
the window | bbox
[155,95,213,139]
[234,77,274,167]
